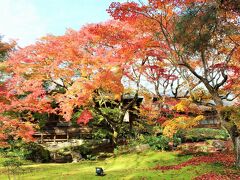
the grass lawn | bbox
[0,151,234,180]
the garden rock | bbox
[50,152,72,163]
[71,151,82,163]
[44,139,84,151]
[177,140,229,154]
[212,140,226,151]
[135,144,150,152]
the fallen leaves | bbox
[154,152,235,171]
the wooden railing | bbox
[33,127,92,143]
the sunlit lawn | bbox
[0,151,229,180]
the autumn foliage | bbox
[77,110,93,125]
[0,1,239,167]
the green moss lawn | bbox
[0,151,235,180]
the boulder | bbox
[71,151,83,163]
[51,152,72,163]
[135,144,150,152]
[211,140,226,151]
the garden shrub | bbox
[173,134,182,147]
[92,128,111,140]
[22,142,50,163]
[113,133,171,156]
[1,140,50,163]
[3,140,50,162]
[69,144,92,158]
[144,136,170,151]
[179,128,229,142]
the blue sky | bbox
[0,0,127,47]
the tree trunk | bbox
[211,92,223,107]
[235,136,240,167]
[211,93,240,167]
[223,125,240,167]
[227,125,240,167]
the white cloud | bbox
[0,0,47,47]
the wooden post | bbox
[41,133,43,143]
[67,132,69,142]
[54,134,56,143]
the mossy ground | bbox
[0,151,234,180]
